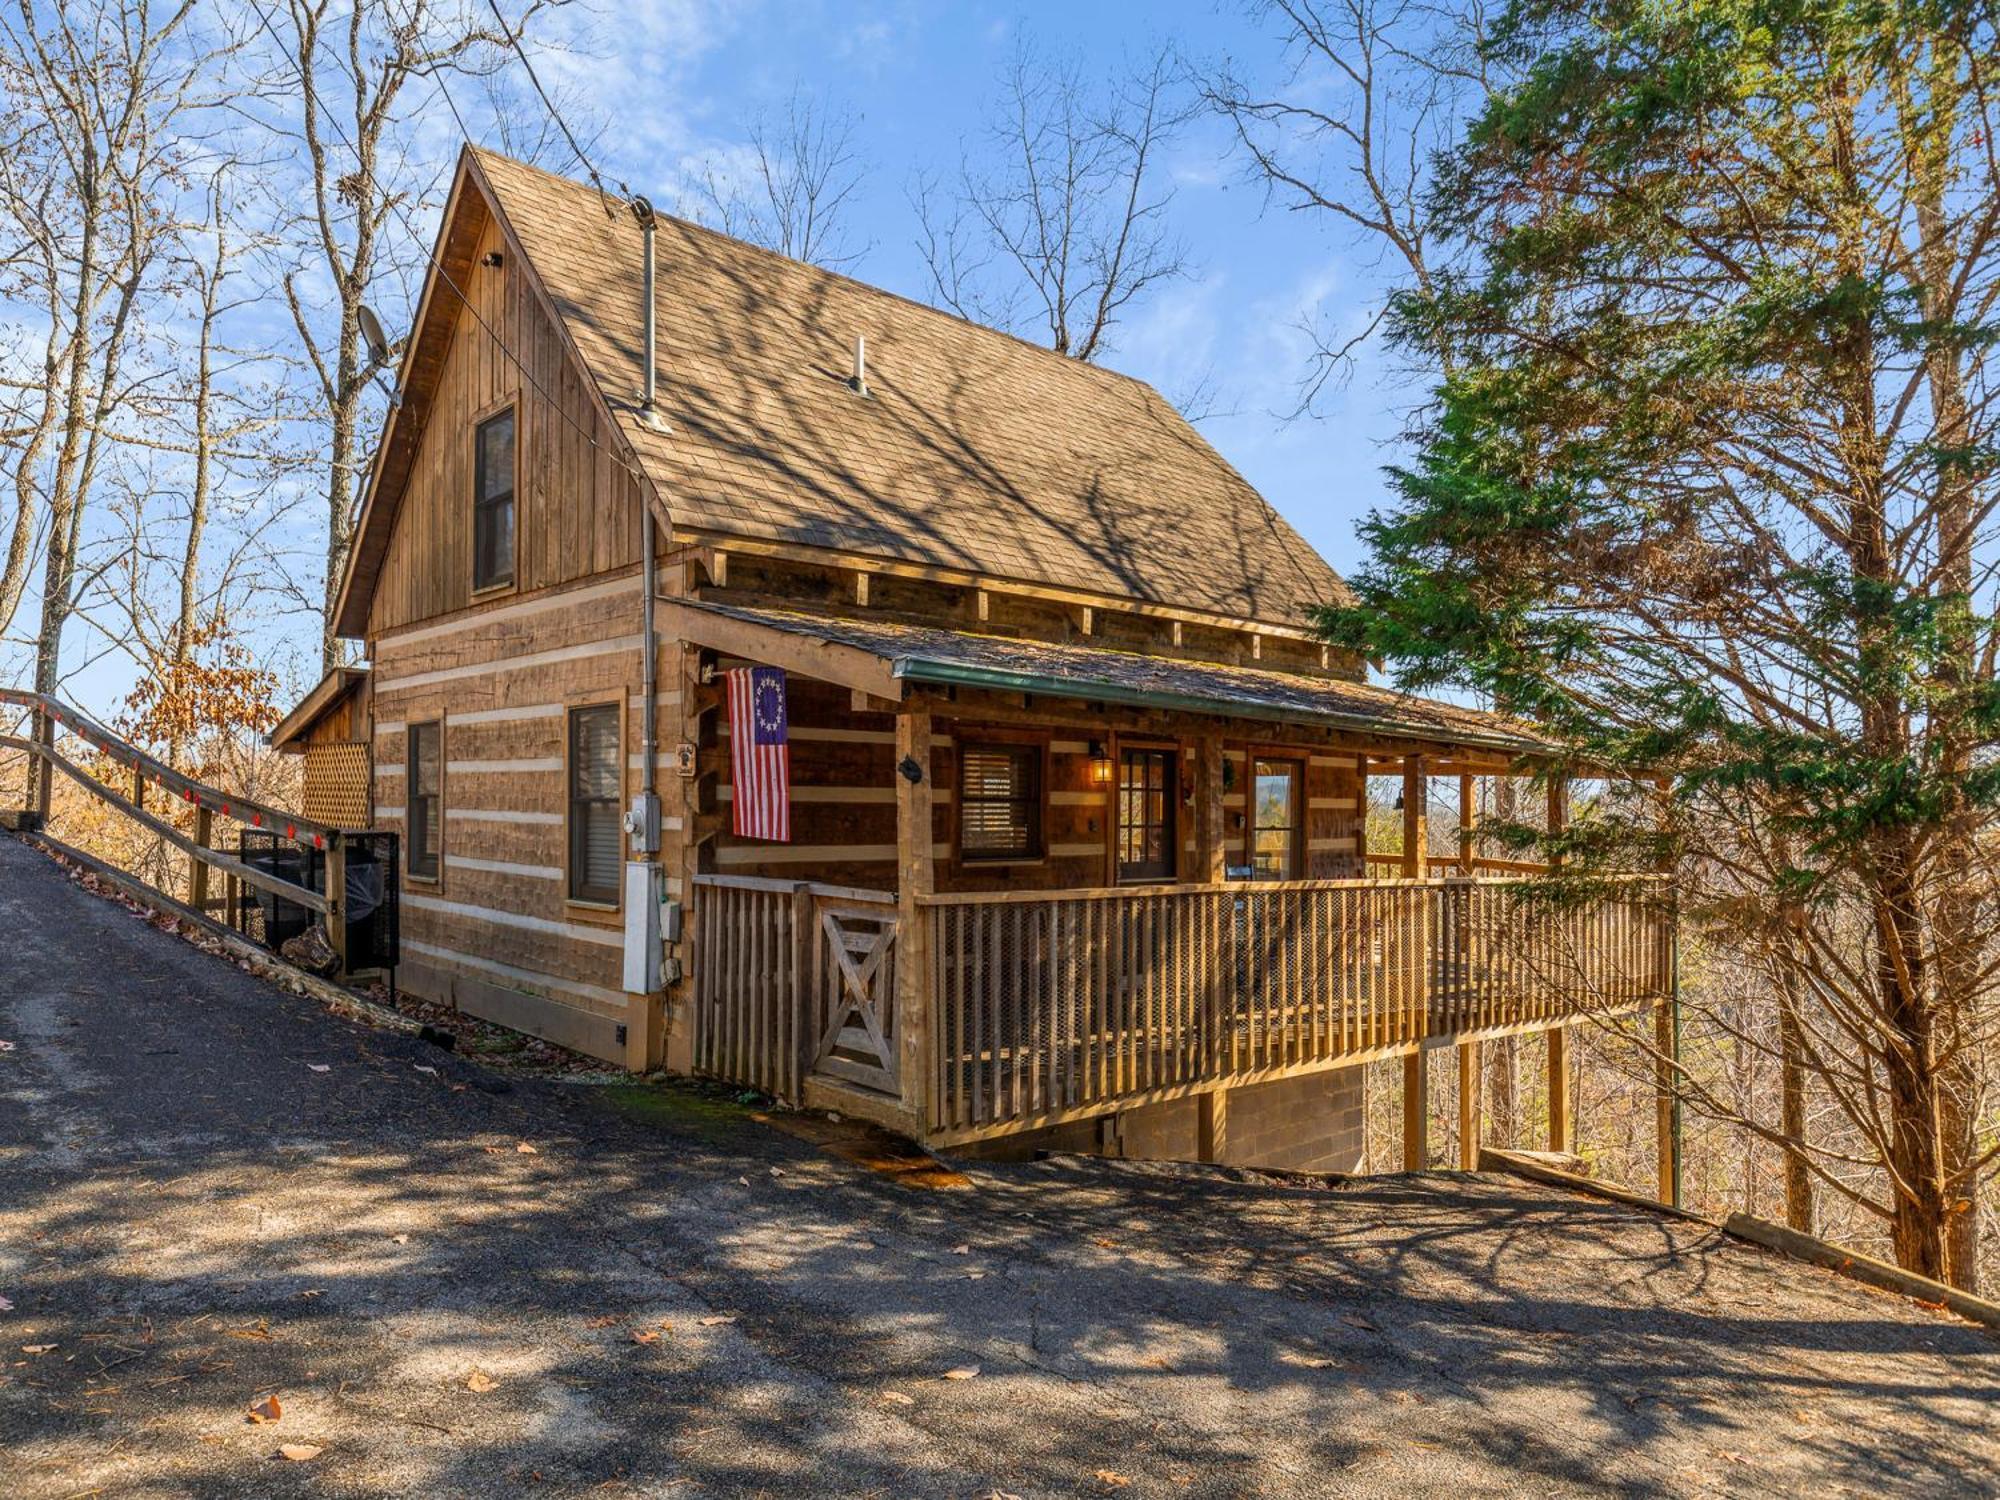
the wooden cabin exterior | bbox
[308,147,1677,1176]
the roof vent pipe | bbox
[630,196,658,416]
[851,334,867,396]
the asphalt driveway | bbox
[1,833,1994,1498]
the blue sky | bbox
[517,0,1424,585]
[7,1,1431,722]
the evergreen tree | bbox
[1325,0,2000,1286]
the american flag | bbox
[726,665,790,841]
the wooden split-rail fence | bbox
[691,863,1673,1144]
[0,687,356,963]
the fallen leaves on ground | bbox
[277,1443,322,1461]
[246,1395,282,1424]
[515,1142,538,1155]
[631,1330,661,1345]
[305,1064,330,1074]
[881,1390,915,1405]
[465,1371,497,1393]
[941,1365,980,1380]
[0,1296,13,1312]
[1096,1471,1132,1488]
[697,1315,736,1327]
[226,1319,273,1341]
[21,1343,55,1355]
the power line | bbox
[483,0,621,220]
[242,0,651,493]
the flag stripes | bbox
[726,666,790,841]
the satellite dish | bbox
[358,304,393,367]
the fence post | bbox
[324,832,348,976]
[790,881,814,1102]
[190,806,212,913]
[32,703,53,825]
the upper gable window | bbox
[473,408,515,592]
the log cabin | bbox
[287,145,1678,1177]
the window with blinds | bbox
[407,721,441,880]
[473,408,515,591]
[959,743,1042,861]
[568,704,622,904]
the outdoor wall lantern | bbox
[1088,740,1112,786]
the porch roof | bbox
[660,599,1557,759]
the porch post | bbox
[1198,735,1226,882]
[1402,1050,1428,1170]
[1401,755,1427,877]
[895,706,935,1130]
[1457,774,1475,873]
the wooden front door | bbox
[1116,746,1178,882]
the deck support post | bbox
[190,806,212,914]
[895,707,935,1130]
[1198,1088,1228,1163]
[1402,1049,1429,1170]
[1655,1000,1678,1206]
[1458,1040,1481,1170]
[1547,1024,1571,1154]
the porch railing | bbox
[918,876,1672,1137]
[692,874,899,1102]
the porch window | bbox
[959,743,1042,861]
[568,704,622,904]
[1117,746,1176,882]
[408,721,441,880]
[1251,757,1302,880]
[473,408,515,591]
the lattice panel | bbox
[302,742,372,830]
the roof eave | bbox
[888,656,1553,759]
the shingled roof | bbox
[340,147,1351,636]
[661,599,1554,758]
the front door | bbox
[1117,746,1177,882]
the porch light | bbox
[1088,740,1112,786]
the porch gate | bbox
[691,874,900,1104]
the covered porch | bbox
[667,601,1677,1183]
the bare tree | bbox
[1201,0,1492,410]
[914,44,1193,362]
[250,0,555,672]
[684,87,866,270]
[0,0,205,736]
